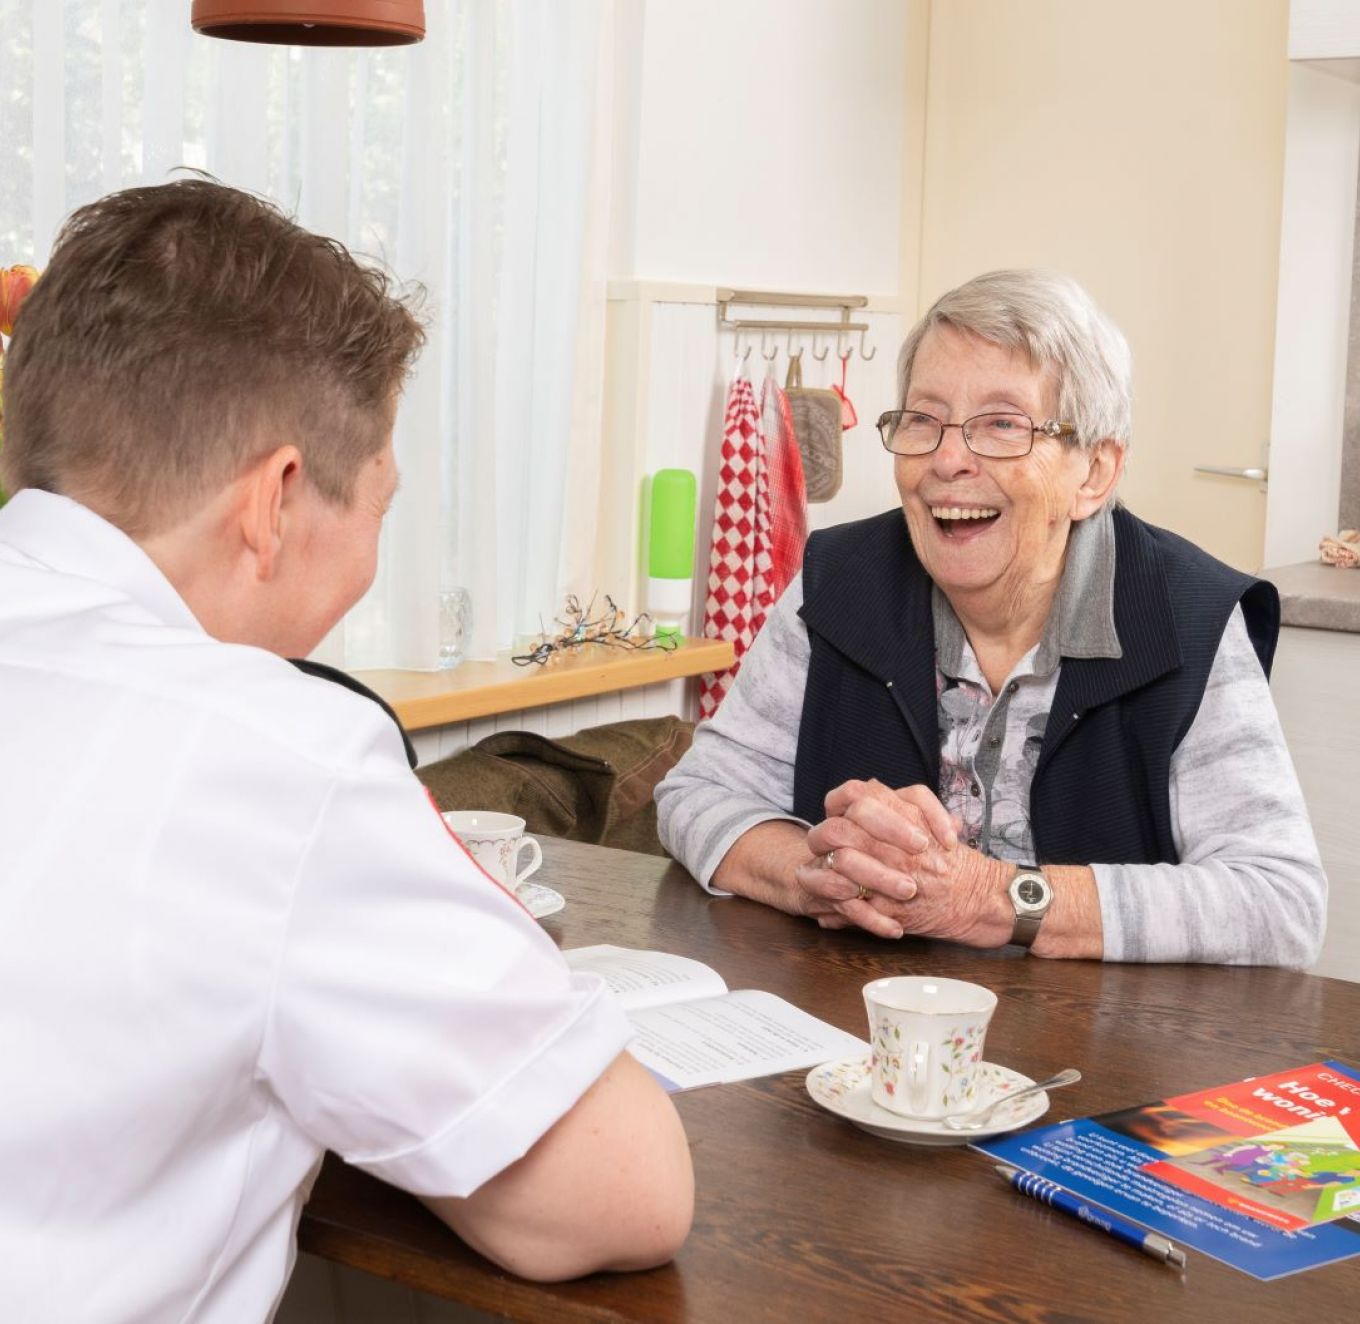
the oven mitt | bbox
[784,354,844,503]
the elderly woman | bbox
[657,270,1325,967]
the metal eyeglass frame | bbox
[875,409,1077,458]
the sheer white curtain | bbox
[0,0,614,666]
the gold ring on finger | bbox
[856,884,870,901]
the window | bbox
[0,0,612,668]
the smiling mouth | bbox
[929,505,1001,537]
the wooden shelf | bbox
[353,636,733,731]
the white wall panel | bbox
[410,731,442,768]
[545,701,579,738]
[623,0,907,295]
[435,721,470,760]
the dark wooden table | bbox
[300,837,1360,1322]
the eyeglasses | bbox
[876,410,1077,459]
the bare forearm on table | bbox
[710,820,815,914]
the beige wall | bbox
[906,0,1290,570]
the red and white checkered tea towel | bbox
[761,370,808,598]
[700,371,775,719]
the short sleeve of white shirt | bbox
[257,734,634,1199]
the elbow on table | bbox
[1232,863,1328,971]
[454,1154,695,1283]
[1271,862,1328,971]
[1280,901,1327,972]
[429,1051,695,1282]
[513,1180,695,1282]
[593,1177,695,1277]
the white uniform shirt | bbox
[0,490,633,1324]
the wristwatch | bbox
[1008,865,1053,949]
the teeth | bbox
[930,506,999,520]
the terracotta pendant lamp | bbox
[192,1,425,47]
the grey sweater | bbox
[657,572,1327,969]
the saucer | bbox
[805,1056,1048,1146]
[518,881,565,920]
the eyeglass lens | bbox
[880,411,1034,458]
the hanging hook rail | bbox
[717,287,870,337]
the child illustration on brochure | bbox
[1142,1065,1360,1231]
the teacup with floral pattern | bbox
[863,976,997,1119]
[442,811,543,896]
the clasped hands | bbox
[792,779,1002,943]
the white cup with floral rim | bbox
[442,811,543,895]
[862,976,997,1119]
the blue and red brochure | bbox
[976,1059,1360,1280]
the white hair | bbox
[897,269,1133,453]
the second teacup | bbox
[442,810,543,894]
[863,975,997,1120]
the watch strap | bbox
[1009,865,1051,950]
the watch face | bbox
[1016,877,1045,906]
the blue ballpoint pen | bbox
[995,1164,1187,1270]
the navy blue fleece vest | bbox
[792,507,1279,867]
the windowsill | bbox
[353,636,734,731]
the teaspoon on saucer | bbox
[941,1067,1082,1131]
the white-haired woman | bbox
[657,270,1325,967]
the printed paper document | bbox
[564,944,867,1091]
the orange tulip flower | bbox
[0,264,40,338]
[1,265,39,480]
